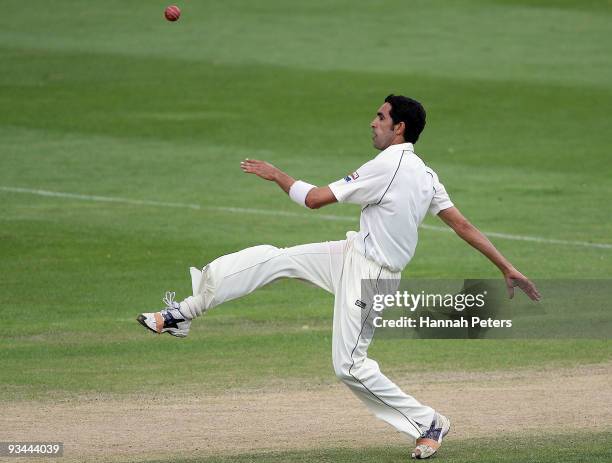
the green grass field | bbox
[1,1,611,462]
[144,432,612,463]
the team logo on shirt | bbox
[344,171,360,182]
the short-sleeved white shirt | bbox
[328,143,453,272]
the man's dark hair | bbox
[384,94,426,143]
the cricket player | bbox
[137,94,541,459]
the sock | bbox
[179,295,205,319]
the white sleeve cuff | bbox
[289,180,315,208]
[328,181,345,203]
[429,200,454,216]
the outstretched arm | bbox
[240,158,337,209]
[437,207,541,301]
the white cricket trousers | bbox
[180,231,434,439]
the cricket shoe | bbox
[137,291,191,338]
[411,412,451,459]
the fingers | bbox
[240,158,260,174]
[240,159,276,181]
[506,277,542,302]
[519,279,542,302]
[506,280,515,299]
[240,161,252,173]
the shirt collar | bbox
[393,142,414,152]
[378,142,414,157]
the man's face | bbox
[370,102,399,150]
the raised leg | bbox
[179,240,345,319]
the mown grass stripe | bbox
[2,185,611,250]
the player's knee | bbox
[332,358,353,383]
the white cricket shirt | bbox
[329,143,453,272]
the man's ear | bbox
[395,121,406,137]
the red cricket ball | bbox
[164,5,181,22]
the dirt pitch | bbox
[2,363,610,462]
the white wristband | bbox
[289,180,315,208]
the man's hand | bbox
[503,267,541,301]
[438,207,541,302]
[240,159,280,181]
[241,158,295,194]
[240,158,337,209]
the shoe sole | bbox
[136,314,158,334]
[136,314,187,338]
